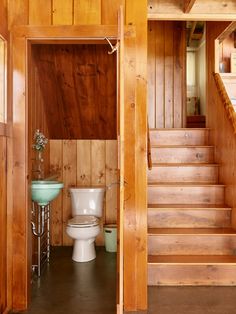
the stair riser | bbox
[148,235,236,255]
[148,166,218,183]
[150,130,209,146]
[148,209,231,228]
[148,264,236,286]
[148,186,224,204]
[151,147,214,163]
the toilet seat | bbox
[67,215,99,228]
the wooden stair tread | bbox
[150,128,210,131]
[148,204,231,210]
[151,163,219,167]
[148,228,236,235]
[151,145,213,148]
[148,182,225,187]
[148,255,236,264]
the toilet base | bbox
[72,238,96,262]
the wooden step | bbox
[148,205,231,228]
[148,228,236,255]
[151,146,214,163]
[148,184,225,205]
[148,255,236,286]
[147,204,231,209]
[148,255,236,264]
[148,163,219,183]
[150,128,209,146]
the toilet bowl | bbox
[66,187,105,262]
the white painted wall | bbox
[186,29,206,116]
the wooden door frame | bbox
[11,25,125,311]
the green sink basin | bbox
[31,180,64,206]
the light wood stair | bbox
[147,128,236,286]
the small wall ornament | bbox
[32,130,48,179]
[33,129,48,151]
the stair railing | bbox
[147,120,152,170]
[214,73,236,133]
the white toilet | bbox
[66,187,105,262]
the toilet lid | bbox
[67,215,99,227]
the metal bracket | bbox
[105,37,119,55]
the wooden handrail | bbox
[147,121,152,170]
[214,73,236,133]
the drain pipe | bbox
[31,205,46,237]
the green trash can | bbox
[104,224,117,252]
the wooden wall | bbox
[0,0,8,39]
[0,1,8,313]
[28,47,50,180]
[32,44,117,140]
[219,33,236,73]
[0,136,7,314]
[206,22,236,227]
[148,0,236,18]
[148,21,186,128]
[8,1,123,28]
[49,139,117,246]
[9,0,147,312]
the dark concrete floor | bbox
[15,246,117,314]
[12,248,236,314]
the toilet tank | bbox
[69,187,105,217]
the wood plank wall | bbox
[0,1,8,313]
[126,1,147,311]
[206,22,236,228]
[0,0,8,39]
[32,44,117,140]
[0,137,7,314]
[8,0,123,28]
[49,139,117,246]
[148,21,186,128]
[148,0,236,16]
[8,0,147,312]
[28,49,50,181]
[219,33,236,73]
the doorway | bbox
[28,40,118,311]
[11,25,125,313]
[186,21,206,128]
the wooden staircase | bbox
[147,128,236,286]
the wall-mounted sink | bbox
[31,180,64,206]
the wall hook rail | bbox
[105,37,119,54]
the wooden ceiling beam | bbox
[148,13,236,21]
[217,21,236,43]
[184,0,197,13]
[188,21,197,46]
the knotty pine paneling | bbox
[148,21,186,128]
[0,137,7,314]
[32,44,117,140]
[207,22,236,228]
[74,0,101,25]
[0,3,8,313]
[125,1,148,310]
[219,33,236,73]
[50,139,118,246]
[28,51,50,181]
[29,0,51,25]
[8,0,125,28]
